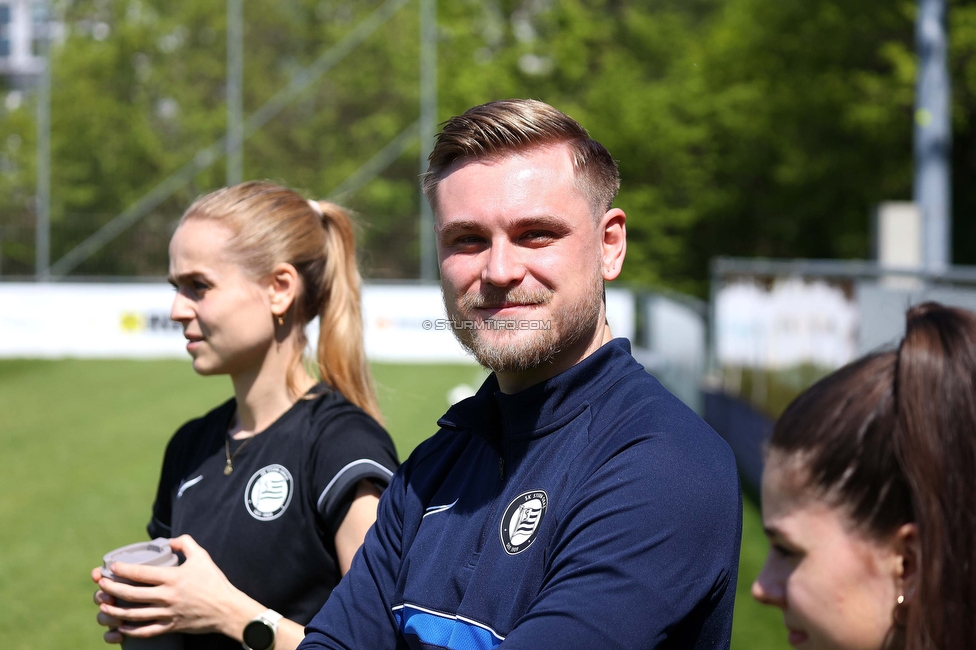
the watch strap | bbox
[260,609,283,626]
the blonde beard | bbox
[445,270,605,374]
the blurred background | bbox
[3,0,976,647]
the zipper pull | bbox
[499,457,505,481]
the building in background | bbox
[0,0,44,77]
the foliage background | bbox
[2,2,945,646]
[2,0,974,292]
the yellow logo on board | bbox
[120,312,146,333]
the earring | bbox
[277,315,285,326]
[893,594,908,626]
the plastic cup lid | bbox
[102,538,179,580]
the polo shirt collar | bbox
[438,338,640,440]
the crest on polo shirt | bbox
[244,464,293,521]
[500,490,548,555]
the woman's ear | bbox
[893,522,919,600]
[268,262,300,319]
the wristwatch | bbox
[242,609,282,650]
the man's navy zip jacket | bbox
[300,339,742,649]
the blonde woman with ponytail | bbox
[90,181,399,650]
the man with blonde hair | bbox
[301,99,741,649]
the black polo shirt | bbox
[148,384,398,649]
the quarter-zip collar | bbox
[438,338,643,442]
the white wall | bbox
[0,283,635,362]
[715,278,858,369]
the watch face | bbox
[243,619,275,650]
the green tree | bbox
[4,0,976,294]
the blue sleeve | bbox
[501,439,741,649]
[299,464,406,650]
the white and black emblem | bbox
[244,464,293,521]
[500,490,548,555]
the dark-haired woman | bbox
[752,302,976,650]
[90,182,398,650]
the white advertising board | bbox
[0,283,635,362]
[605,288,635,345]
[715,278,858,369]
[0,283,185,358]
[362,285,469,363]
[359,285,631,362]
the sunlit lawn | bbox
[0,359,784,649]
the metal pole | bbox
[329,120,421,200]
[707,257,720,378]
[419,0,437,281]
[914,0,951,272]
[35,0,51,280]
[227,0,244,186]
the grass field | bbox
[0,359,785,649]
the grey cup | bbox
[101,539,184,650]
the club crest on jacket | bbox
[500,490,548,555]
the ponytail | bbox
[181,181,382,424]
[770,301,976,650]
[310,200,383,424]
[893,303,976,649]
